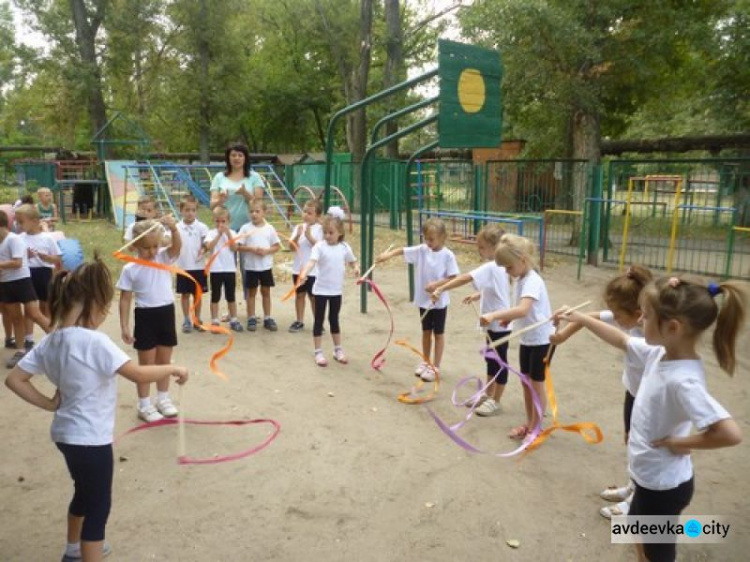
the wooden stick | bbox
[487,300,591,350]
[177,383,186,460]
[420,306,432,322]
[115,221,161,254]
[359,243,394,282]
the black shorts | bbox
[245,269,275,289]
[293,274,315,295]
[486,330,511,384]
[624,390,635,435]
[176,269,208,295]
[0,277,38,304]
[133,304,177,351]
[519,343,550,382]
[630,478,694,562]
[420,307,447,335]
[210,272,236,304]
[30,267,53,302]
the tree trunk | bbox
[346,0,373,166]
[69,0,108,148]
[569,108,600,259]
[197,0,211,163]
[383,0,403,159]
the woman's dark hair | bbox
[224,143,251,177]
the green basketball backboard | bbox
[438,40,503,148]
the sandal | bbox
[600,483,634,502]
[315,353,328,367]
[508,424,529,440]
[333,348,348,364]
[600,499,631,519]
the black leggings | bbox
[486,330,511,384]
[56,443,114,542]
[630,477,694,562]
[313,295,342,337]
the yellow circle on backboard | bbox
[457,68,486,114]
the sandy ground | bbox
[1,258,749,562]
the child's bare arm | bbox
[118,361,189,386]
[119,291,134,345]
[376,247,404,263]
[653,418,741,455]
[5,368,60,412]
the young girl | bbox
[377,218,460,381]
[480,234,551,440]
[205,206,242,331]
[430,224,511,416]
[557,277,744,562]
[5,256,188,562]
[298,214,359,367]
[36,187,59,231]
[551,265,652,518]
[117,217,182,423]
[288,199,323,333]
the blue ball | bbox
[57,238,85,271]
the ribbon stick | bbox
[115,221,162,254]
[488,300,591,350]
[359,243,393,282]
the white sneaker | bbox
[420,366,437,382]
[155,397,178,418]
[475,398,501,416]
[138,404,164,423]
[414,362,428,376]
[600,497,632,519]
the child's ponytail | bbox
[48,252,114,329]
[712,282,747,376]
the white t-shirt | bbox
[403,244,460,309]
[116,248,176,308]
[205,228,238,273]
[469,261,511,333]
[18,327,130,446]
[513,269,553,345]
[124,221,170,242]
[19,231,59,269]
[310,241,357,296]
[626,338,731,490]
[0,231,30,282]
[176,219,209,271]
[599,310,646,395]
[21,232,61,269]
[291,223,323,275]
[237,222,281,272]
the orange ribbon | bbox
[113,251,231,380]
[395,339,440,404]
[523,348,603,455]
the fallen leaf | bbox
[506,539,520,549]
[425,502,435,508]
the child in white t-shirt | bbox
[175,196,209,333]
[377,218,459,382]
[204,206,241,331]
[551,264,652,519]
[480,234,552,441]
[117,217,182,423]
[123,195,171,245]
[5,256,188,562]
[431,224,510,416]
[236,199,281,332]
[289,199,323,333]
[557,277,744,562]
[298,214,359,367]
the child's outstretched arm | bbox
[376,247,404,263]
[298,259,317,284]
[480,297,534,327]
[118,361,189,386]
[5,368,60,412]
[550,310,602,345]
[429,272,472,302]
[554,308,628,351]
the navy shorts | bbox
[176,269,208,295]
[30,267,53,302]
[0,277,38,304]
[210,272,236,303]
[293,274,315,295]
[134,304,177,350]
[245,269,275,289]
[419,307,447,335]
